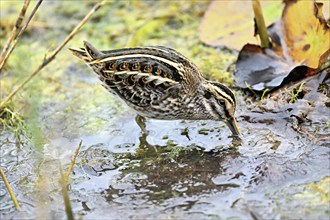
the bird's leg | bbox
[135,115,148,134]
[135,115,158,152]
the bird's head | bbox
[201,81,241,137]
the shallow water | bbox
[1,72,329,219]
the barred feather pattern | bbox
[70,42,208,119]
[70,41,238,123]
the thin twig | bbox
[0,0,107,109]
[65,140,83,179]
[252,0,271,48]
[0,166,20,210]
[0,0,30,65]
[0,0,42,71]
[60,140,83,220]
[59,163,74,220]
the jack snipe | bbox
[70,42,241,137]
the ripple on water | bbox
[1,81,330,219]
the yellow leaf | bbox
[282,0,330,68]
[198,0,283,50]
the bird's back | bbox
[70,42,204,118]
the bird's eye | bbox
[218,99,225,105]
[204,91,212,99]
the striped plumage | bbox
[70,41,241,136]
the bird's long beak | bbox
[225,116,241,137]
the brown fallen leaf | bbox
[234,0,330,92]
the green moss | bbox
[25,82,47,150]
[289,82,306,103]
[198,128,209,135]
[126,17,168,47]
[0,101,29,144]
[189,44,236,85]
[276,176,330,219]
[294,177,330,205]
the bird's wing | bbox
[70,42,204,107]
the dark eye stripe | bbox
[209,102,218,117]
[210,82,236,106]
[204,91,212,99]
[209,100,231,119]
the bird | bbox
[70,41,241,138]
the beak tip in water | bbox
[225,117,241,138]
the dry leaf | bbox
[198,0,282,50]
[234,0,330,92]
[282,0,330,68]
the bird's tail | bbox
[69,41,103,62]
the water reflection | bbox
[101,131,240,209]
[1,76,329,219]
